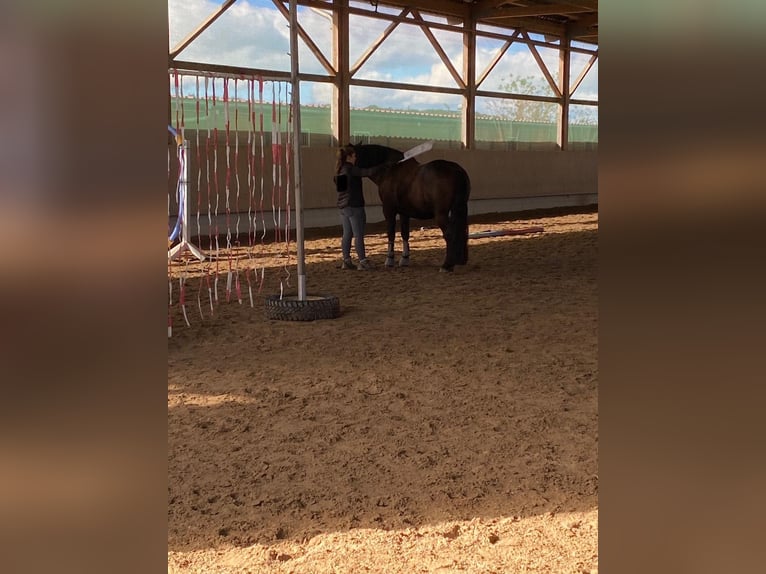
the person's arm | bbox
[348,165,375,178]
[349,161,396,178]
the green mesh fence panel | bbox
[170,99,597,146]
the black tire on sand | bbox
[264,294,340,321]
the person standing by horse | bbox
[333,144,381,270]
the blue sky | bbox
[168,0,597,113]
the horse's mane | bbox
[353,143,404,168]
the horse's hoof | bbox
[439,266,454,273]
[398,256,410,267]
[385,257,395,267]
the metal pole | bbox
[289,0,306,300]
[181,140,191,246]
[169,138,205,261]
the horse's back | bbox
[414,159,470,208]
[355,145,470,220]
[423,159,469,185]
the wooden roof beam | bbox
[559,0,598,10]
[475,3,594,20]
[475,30,520,88]
[372,0,471,21]
[519,29,561,98]
[346,5,467,34]
[475,15,567,37]
[567,12,598,37]
[569,52,597,96]
[350,8,409,76]
[271,0,336,75]
[411,9,466,89]
[170,0,238,60]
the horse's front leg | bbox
[384,213,397,267]
[399,214,411,267]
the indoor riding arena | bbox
[168,1,598,572]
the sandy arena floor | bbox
[168,209,598,573]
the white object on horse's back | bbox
[399,140,433,162]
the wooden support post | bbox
[332,0,350,146]
[558,35,571,151]
[462,17,476,150]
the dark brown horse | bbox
[352,143,470,272]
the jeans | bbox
[339,206,367,261]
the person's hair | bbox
[335,144,356,174]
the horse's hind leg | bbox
[399,214,411,267]
[384,214,397,267]
[435,213,455,272]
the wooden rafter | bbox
[271,0,336,75]
[570,12,598,26]
[475,88,560,104]
[475,3,593,20]
[520,29,561,98]
[570,97,597,106]
[559,0,598,11]
[171,59,333,85]
[477,25,596,54]
[475,30,520,88]
[170,0,238,60]
[326,0,597,47]
[569,52,597,96]
[352,77,463,96]
[347,5,465,35]
[411,9,466,89]
[477,15,566,37]
[392,0,471,21]
[350,8,409,76]
[567,12,598,38]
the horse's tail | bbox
[449,166,471,265]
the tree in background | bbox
[569,105,597,125]
[486,74,598,126]
[486,74,557,123]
